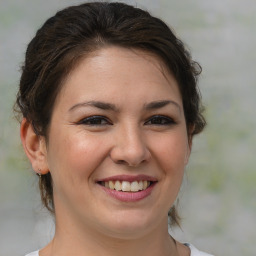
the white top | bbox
[186,244,214,256]
[25,244,214,256]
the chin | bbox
[99,209,164,239]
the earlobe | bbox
[20,118,49,175]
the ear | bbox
[20,118,49,175]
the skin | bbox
[21,47,191,256]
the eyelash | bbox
[77,115,112,126]
[78,115,175,126]
[145,115,176,126]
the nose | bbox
[110,125,151,167]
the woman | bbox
[16,2,213,256]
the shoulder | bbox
[25,251,39,256]
[185,243,214,256]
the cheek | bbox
[151,131,189,172]
[47,131,107,182]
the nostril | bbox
[109,140,151,167]
[116,160,127,165]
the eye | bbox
[145,115,176,125]
[78,115,112,126]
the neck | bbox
[41,216,180,256]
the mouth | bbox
[98,180,155,192]
[96,174,157,193]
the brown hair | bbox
[15,2,206,226]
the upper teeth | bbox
[103,180,150,192]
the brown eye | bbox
[145,115,175,125]
[78,116,112,126]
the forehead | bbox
[56,46,181,109]
[68,46,173,80]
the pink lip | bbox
[100,184,156,202]
[97,175,157,202]
[97,174,158,182]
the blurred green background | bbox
[0,0,255,255]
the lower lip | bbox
[99,183,156,202]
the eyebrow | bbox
[144,100,181,112]
[69,101,119,112]
[69,99,181,113]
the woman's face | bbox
[43,47,191,238]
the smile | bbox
[100,180,152,192]
[97,175,157,201]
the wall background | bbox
[0,0,255,255]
